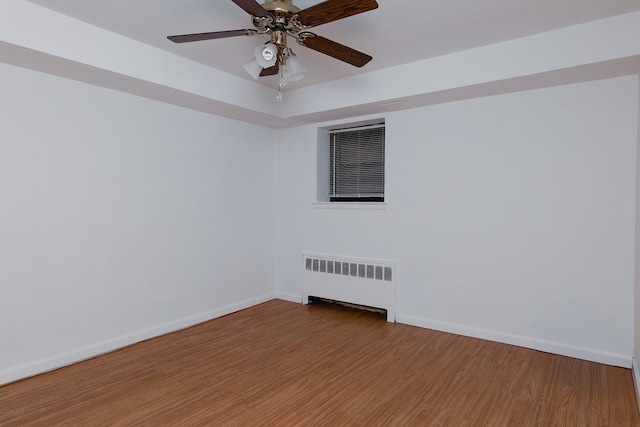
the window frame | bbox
[328,122,386,203]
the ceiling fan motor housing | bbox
[261,0,301,14]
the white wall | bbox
[634,73,640,402]
[0,60,636,388]
[276,76,638,367]
[0,62,277,384]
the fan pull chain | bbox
[276,63,286,101]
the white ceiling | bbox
[23,0,640,91]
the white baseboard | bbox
[0,292,276,387]
[633,358,640,414]
[396,313,632,368]
[276,291,302,303]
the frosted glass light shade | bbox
[243,57,262,79]
[255,43,278,68]
[284,54,306,83]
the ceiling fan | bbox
[167,0,379,91]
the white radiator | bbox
[302,252,397,322]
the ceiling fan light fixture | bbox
[284,53,306,83]
[168,0,379,90]
[255,43,278,67]
[243,57,263,79]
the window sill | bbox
[312,202,388,211]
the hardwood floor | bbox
[1,299,639,426]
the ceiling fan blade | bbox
[260,61,280,77]
[231,0,270,17]
[297,0,378,28]
[300,35,372,67]
[168,29,252,43]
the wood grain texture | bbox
[301,35,372,67]
[1,299,638,426]
[231,0,269,18]
[260,60,280,76]
[297,0,379,28]
[167,30,251,43]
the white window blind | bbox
[329,124,385,202]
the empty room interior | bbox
[2,0,640,424]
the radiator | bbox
[302,252,397,322]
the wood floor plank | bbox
[1,299,638,426]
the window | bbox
[329,123,385,202]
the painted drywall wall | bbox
[275,76,638,367]
[0,62,277,384]
[634,73,640,403]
